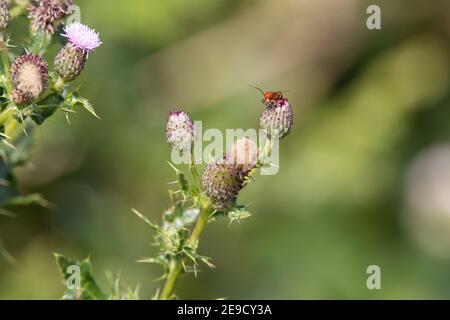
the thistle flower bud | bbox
[166,111,196,152]
[260,98,293,139]
[55,23,102,81]
[11,89,32,106]
[28,0,73,33]
[227,138,259,173]
[10,54,48,104]
[55,43,86,81]
[0,0,10,31]
[201,158,245,211]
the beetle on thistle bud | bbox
[259,95,293,139]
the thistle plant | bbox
[0,0,101,255]
[134,96,294,300]
[53,93,293,300]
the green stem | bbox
[159,259,183,300]
[0,32,12,95]
[5,118,20,139]
[188,204,210,250]
[261,137,273,162]
[54,77,65,92]
[159,201,212,300]
[0,108,12,126]
[189,162,202,191]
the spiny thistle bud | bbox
[55,22,102,81]
[10,54,48,105]
[11,89,33,105]
[260,98,293,139]
[227,138,259,174]
[201,157,246,211]
[166,111,196,152]
[0,0,10,31]
[28,0,73,33]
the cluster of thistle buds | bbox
[0,0,101,123]
[166,90,293,211]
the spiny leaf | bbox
[73,96,101,119]
[0,239,17,265]
[31,93,64,125]
[132,208,159,231]
[3,193,51,208]
[54,253,106,300]
[228,206,252,226]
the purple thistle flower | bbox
[55,23,102,81]
[62,22,102,53]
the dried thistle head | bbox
[28,0,73,33]
[10,54,49,104]
[0,0,10,31]
[166,111,196,152]
[260,98,293,139]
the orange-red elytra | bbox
[250,85,285,104]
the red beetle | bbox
[250,86,286,105]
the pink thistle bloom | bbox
[62,22,102,53]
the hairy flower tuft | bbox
[62,22,102,53]
[0,0,10,31]
[201,157,247,211]
[10,54,49,104]
[166,111,196,152]
[260,98,293,139]
[28,0,73,33]
[227,138,259,173]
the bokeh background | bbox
[1,0,450,299]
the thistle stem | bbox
[0,32,12,95]
[5,118,20,138]
[0,108,12,126]
[159,259,183,300]
[54,77,65,92]
[189,163,202,191]
[188,203,210,250]
[159,201,212,300]
[260,137,273,163]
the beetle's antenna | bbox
[249,85,265,96]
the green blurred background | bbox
[1,0,450,299]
